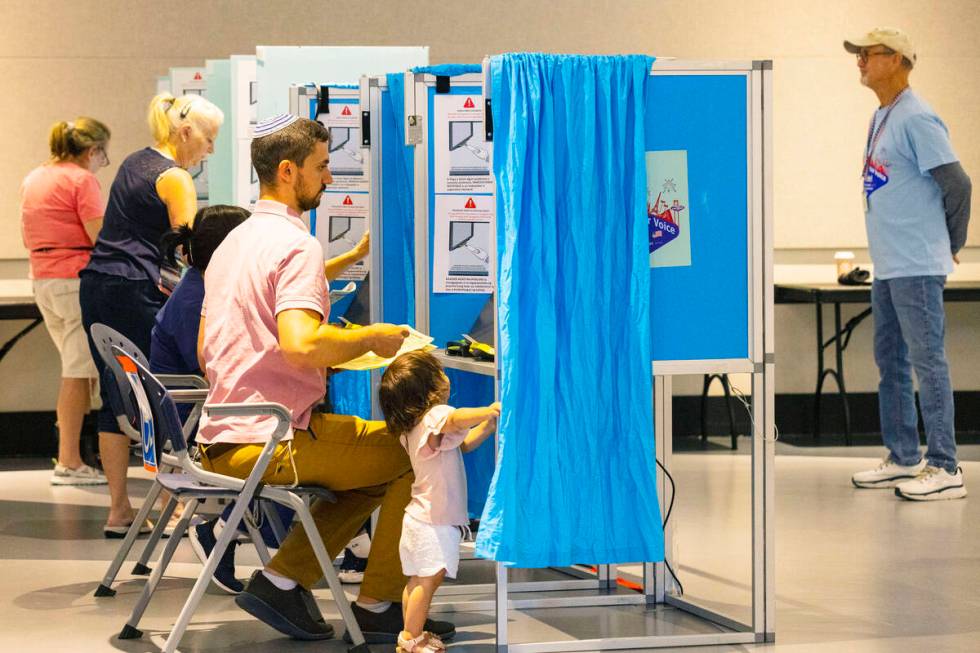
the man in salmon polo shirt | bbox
[196,114,455,643]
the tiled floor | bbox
[0,444,977,652]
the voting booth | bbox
[644,58,776,648]
[286,83,373,419]
[401,55,774,651]
[263,47,427,418]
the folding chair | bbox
[89,323,281,597]
[90,323,207,595]
[111,347,367,653]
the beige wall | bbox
[1,0,979,411]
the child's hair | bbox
[379,350,450,436]
[160,204,249,272]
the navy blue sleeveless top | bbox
[84,148,176,282]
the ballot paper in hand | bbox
[332,326,436,371]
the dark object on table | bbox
[838,267,871,286]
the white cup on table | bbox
[834,251,855,279]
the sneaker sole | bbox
[51,477,108,486]
[235,592,334,640]
[337,572,365,584]
[210,573,244,595]
[851,475,919,489]
[895,485,968,501]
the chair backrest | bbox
[90,323,151,438]
[108,345,165,472]
[111,346,189,458]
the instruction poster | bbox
[315,193,369,281]
[647,150,692,268]
[433,94,494,194]
[433,195,494,293]
[319,103,368,193]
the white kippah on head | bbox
[253,113,300,139]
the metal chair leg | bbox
[293,495,367,648]
[118,499,199,641]
[160,494,260,653]
[242,509,272,567]
[261,500,289,547]
[132,493,178,575]
[95,478,163,596]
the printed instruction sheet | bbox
[315,193,370,281]
[318,103,369,193]
[433,94,494,194]
[433,195,494,293]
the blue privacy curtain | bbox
[476,53,664,567]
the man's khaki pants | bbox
[201,412,412,601]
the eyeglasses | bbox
[93,145,110,167]
[856,47,896,63]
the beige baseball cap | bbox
[844,27,917,66]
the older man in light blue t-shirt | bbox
[846,28,972,501]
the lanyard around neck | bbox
[862,87,909,177]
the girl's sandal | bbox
[397,631,446,653]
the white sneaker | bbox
[851,457,926,488]
[895,466,967,501]
[51,462,108,486]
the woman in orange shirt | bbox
[20,117,111,485]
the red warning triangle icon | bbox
[343,195,354,206]
[463,97,475,109]
[341,106,352,116]
[193,72,202,81]
[464,197,477,209]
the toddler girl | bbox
[379,350,500,653]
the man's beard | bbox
[295,179,325,212]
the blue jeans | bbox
[872,276,957,472]
[79,270,166,434]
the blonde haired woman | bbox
[79,93,223,536]
[21,117,111,485]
